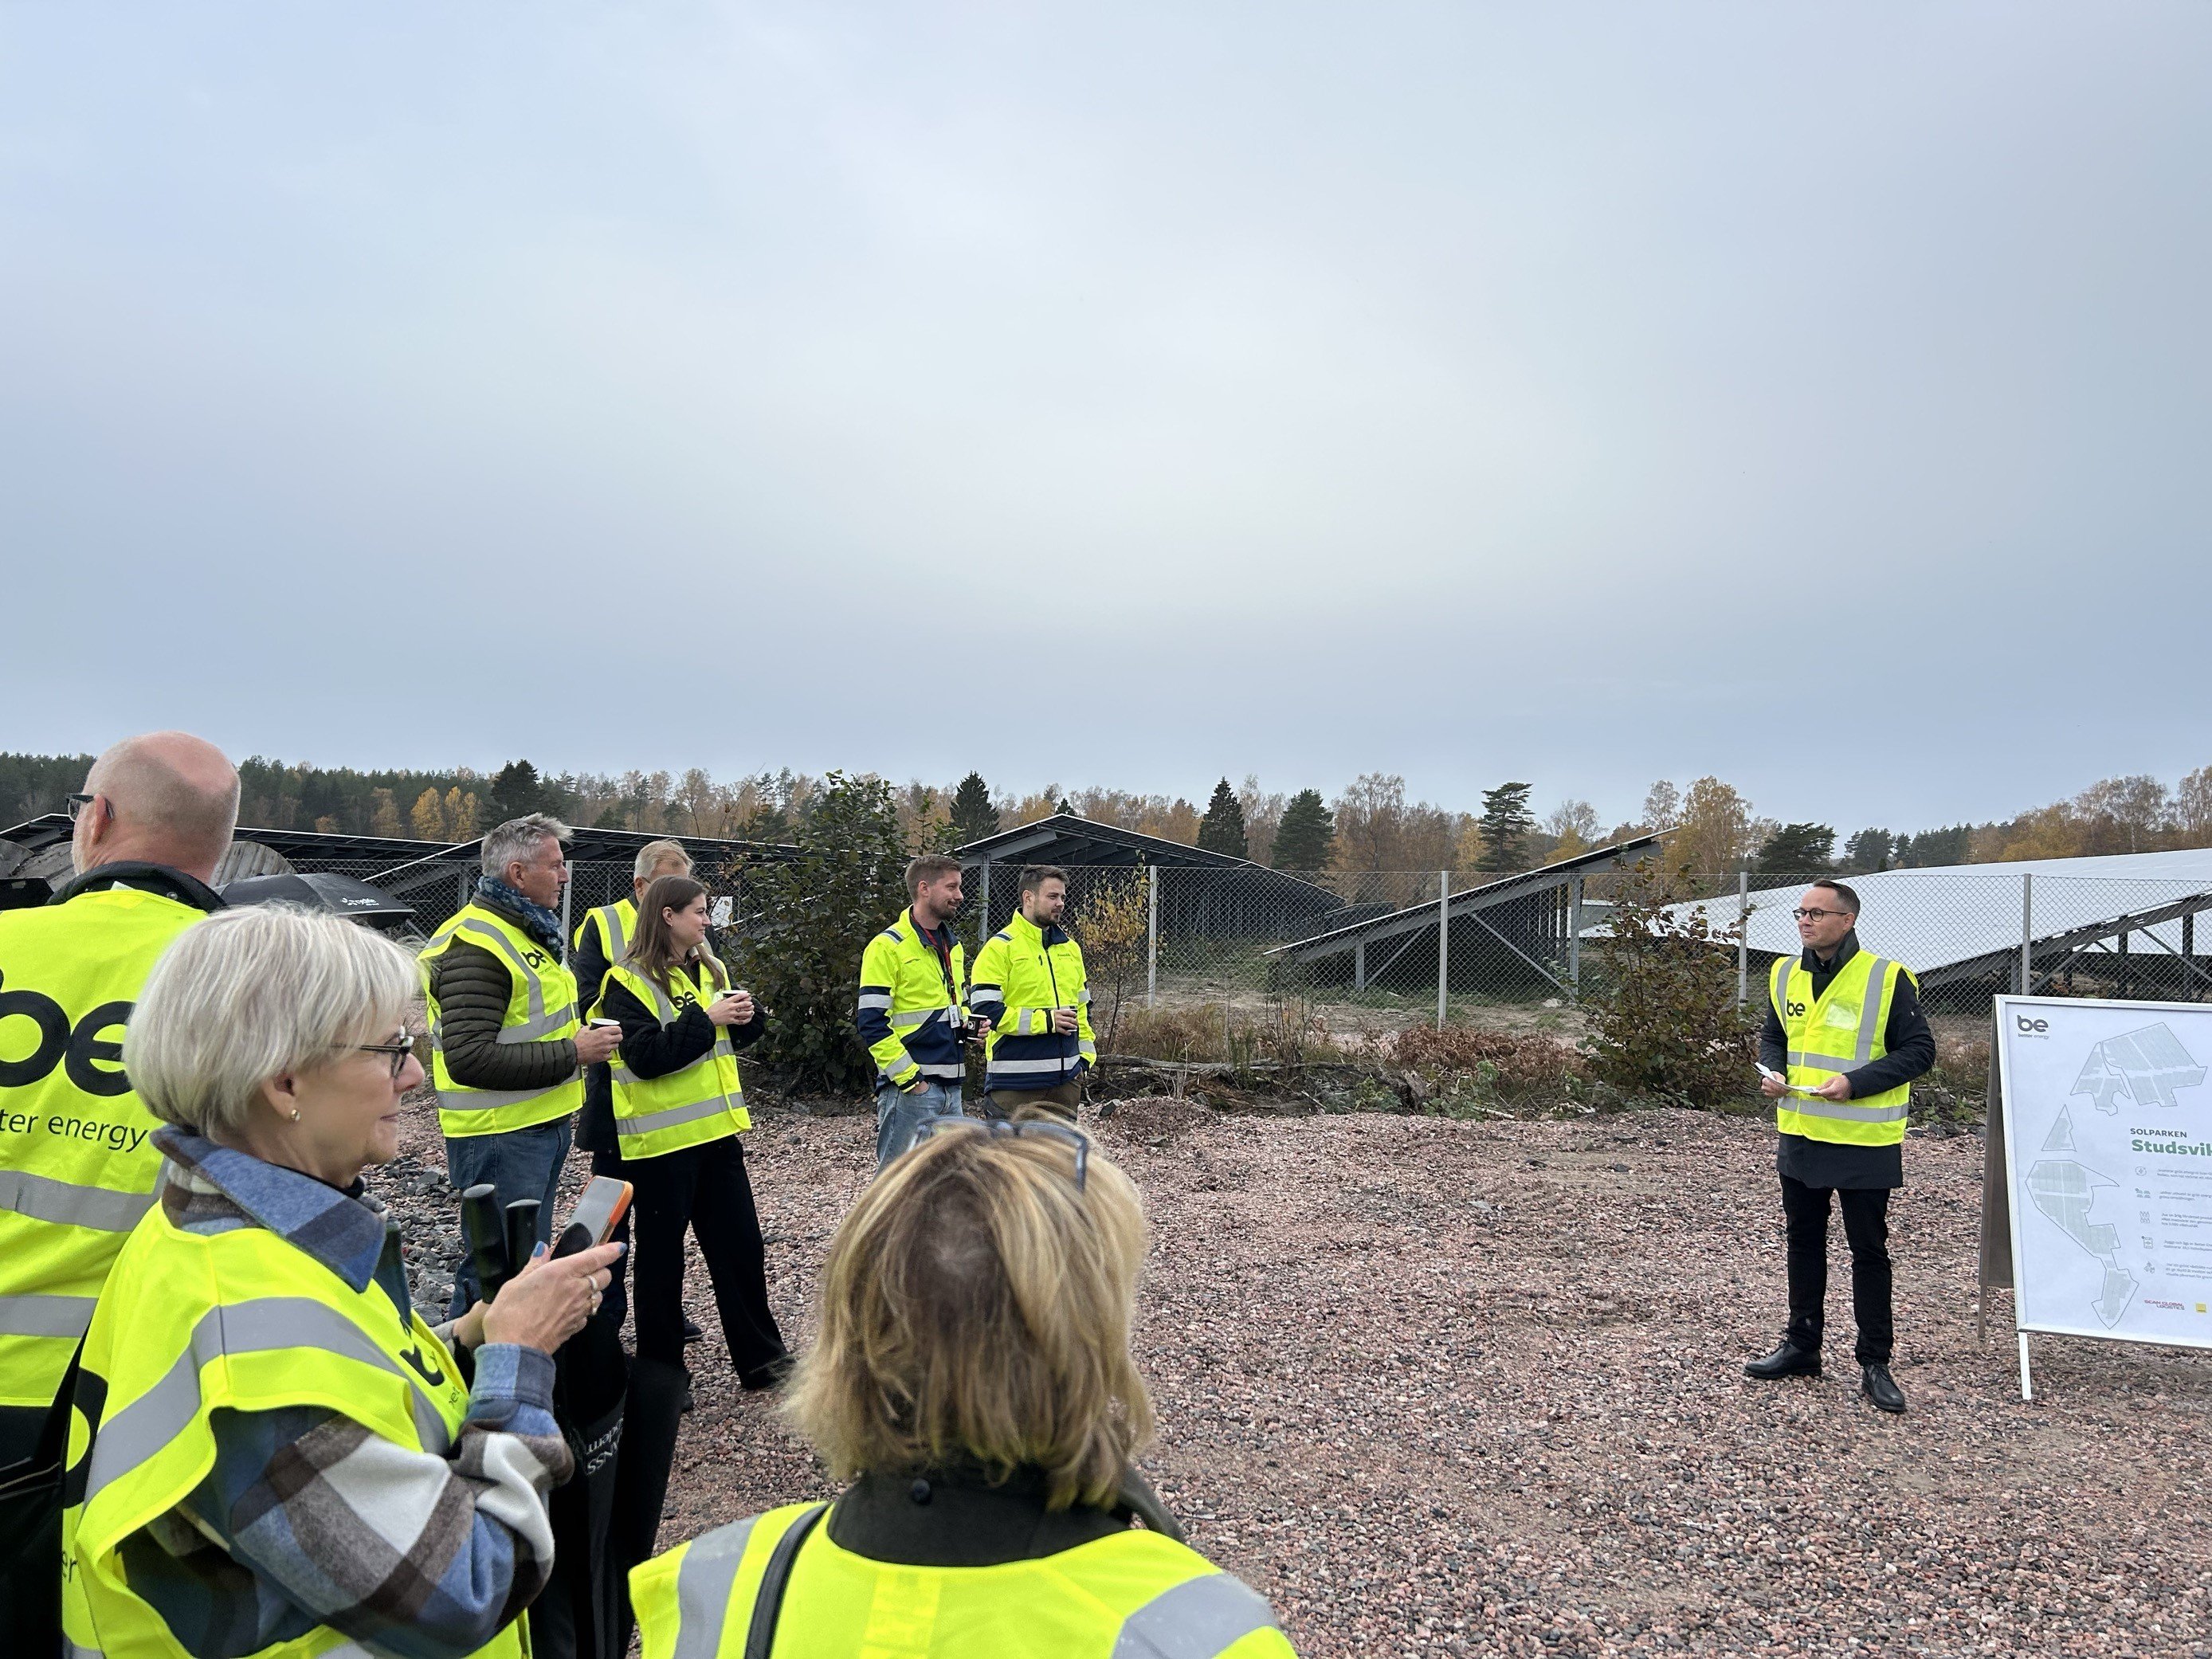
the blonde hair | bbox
[633,838,692,882]
[125,906,418,1137]
[784,1128,1154,1511]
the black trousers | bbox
[1781,1175,1894,1366]
[629,1136,786,1382]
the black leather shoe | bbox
[1861,1365,1906,1414]
[681,1316,704,1343]
[1744,1341,1822,1379]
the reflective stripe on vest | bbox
[1771,951,1912,1143]
[64,1201,520,1659]
[632,1503,1292,1659]
[606,959,749,1160]
[0,885,202,1411]
[418,904,582,1138]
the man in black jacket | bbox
[1746,879,1935,1413]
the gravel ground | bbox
[367,1098,2212,1657]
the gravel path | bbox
[370,1099,2212,1657]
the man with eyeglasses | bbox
[0,731,237,1648]
[1745,878,1934,1413]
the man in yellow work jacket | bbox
[419,814,622,1316]
[967,864,1095,1121]
[0,730,237,1645]
[1747,879,1934,1414]
[856,854,981,1168]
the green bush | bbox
[1583,858,1757,1107]
[732,771,912,1096]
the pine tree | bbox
[1056,797,1074,816]
[1196,779,1248,858]
[1475,782,1535,873]
[1271,789,1335,872]
[487,759,547,826]
[949,772,1000,845]
[1756,822,1837,875]
[1841,828,1893,872]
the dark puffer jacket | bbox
[426,896,581,1094]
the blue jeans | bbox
[444,1116,574,1316]
[874,1080,964,1170]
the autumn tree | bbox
[1543,798,1600,861]
[410,789,447,840]
[368,788,403,839]
[1669,777,1758,875]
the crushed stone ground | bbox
[371,1098,2212,1657]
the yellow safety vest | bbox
[857,909,969,1089]
[604,958,751,1160]
[0,886,206,1413]
[1770,950,1913,1146]
[629,1500,1296,1659]
[419,904,582,1139]
[61,1198,525,1659]
[574,898,637,1014]
[969,912,1097,1091]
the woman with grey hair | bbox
[61,904,623,1659]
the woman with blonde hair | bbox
[600,873,788,1392]
[629,1120,1296,1657]
[61,904,622,1659]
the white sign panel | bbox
[1998,995,2212,1347]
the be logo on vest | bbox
[0,972,132,1096]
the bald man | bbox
[0,731,237,1641]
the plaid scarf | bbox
[477,875,566,953]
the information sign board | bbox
[1995,995,2212,1391]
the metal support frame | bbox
[2018,1332,2034,1402]
[978,861,992,950]
[2018,873,2033,994]
[1736,870,1750,1007]
[1437,871,1449,1030]
[1567,876,1583,997]
[1354,939,1367,990]
[457,868,471,910]
[1461,905,1574,994]
[559,877,573,966]
[1145,866,1159,1010]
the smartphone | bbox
[551,1175,634,1258]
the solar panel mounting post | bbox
[1437,870,1449,1031]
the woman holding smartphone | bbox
[600,874,790,1391]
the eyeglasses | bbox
[1790,908,1853,921]
[65,793,95,822]
[355,1032,418,1081]
[908,1116,1090,1190]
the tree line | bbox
[5,751,2209,875]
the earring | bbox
[289,1108,301,1122]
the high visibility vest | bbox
[1770,950,1914,1146]
[856,909,968,1089]
[0,886,206,1413]
[604,957,750,1160]
[419,904,582,1139]
[629,1501,1295,1659]
[61,1198,526,1659]
[574,898,637,1014]
[968,913,1097,1091]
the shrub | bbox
[1390,1026,1586,1093]
[732,771,912,1096]
[1582,857,1756,1106]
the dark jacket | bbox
[824,1465,1126,1567]
[426,895,580,1095]
[571,909,621,1154]
[1759,930,1936,1190]
[599,961,765,1082]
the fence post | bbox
[978,861,992,951]
[457,867,470,911]
[1567,875,1583,998]
[1146,866,1159,1010]
[2019,873,2034,994]
[1436,869,1449,1031]
[559,873,573,965]
[1736,870,1749,1007]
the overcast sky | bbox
[3,4,2207,833]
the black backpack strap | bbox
[743,1502,830,1659]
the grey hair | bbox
[633,837,692,882]
[125,906,418,1138]
[480,813,571,880]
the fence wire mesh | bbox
[277,853,2212,1053]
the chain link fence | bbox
[273,853,2212,1060]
